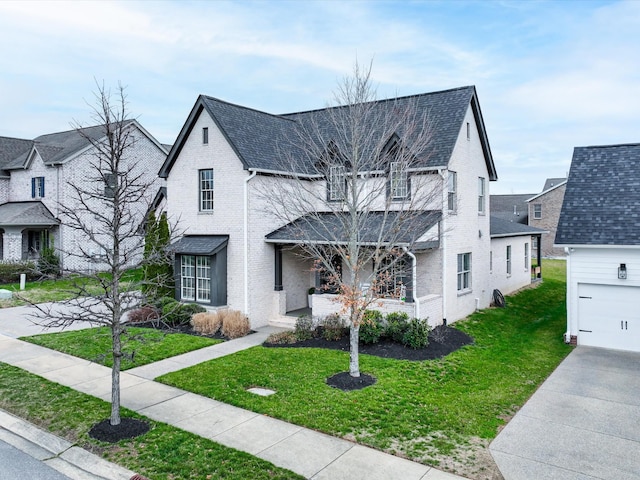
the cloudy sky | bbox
[1,0,638,194]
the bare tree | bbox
[29,83,172,428]
[260,62,442,378]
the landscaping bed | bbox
[264,324,473,361]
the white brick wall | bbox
[490,236,533,296]
[0,178,9,204]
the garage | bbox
[577,283,640,352]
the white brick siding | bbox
[490,236,533,296]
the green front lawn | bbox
[157,260,570,477]
[21,327,220,370]
[0,363,302,480]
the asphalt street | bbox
[0,437,71,480]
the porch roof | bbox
[170,235,229,255]
[265,210,441,247]
[490,216,547,238]
[0,201,58,227]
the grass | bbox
[157,259,571,477]
[0,268,144,308]
[0,363,303,480]
[21,327,221,370]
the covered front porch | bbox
[0,202,59,262]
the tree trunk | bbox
[110,326,122,426]
[349,323,360,377]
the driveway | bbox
[490,347,640,479]
[0,304,97,338]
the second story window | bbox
[202,127,209,145]
[199,169,214,211]
[328,165,345,201]
[478,177,485,214]
[533,203,542,219]
[31,177,45,199]
[390,162,409,200]
[104,173,116,198]
[447,171,457,211]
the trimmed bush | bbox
[294,315,315,341]
[359,310,384,344]
[0,261,37,284]
[402,318,430,349]
[162,300,206,327]
[191,311,222,335]
[128,305,160,323]
[221,310,251,339]
[322,313,346,341]
[384,311,410,343]
[266,331,297,344]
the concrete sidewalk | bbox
[0,327,465,480]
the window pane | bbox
[199,169,214,211]
[181,255,195,300]
[196,256,211,302]
[329,166,345,201]
[390,162,408,199]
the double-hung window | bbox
[104,173,116,198]
[31,177,45,198]
[478,177,485,213]
[390,162,409,200]
[447,171,457,211]
[379,255,411,300]
[199,169,214,211]
[524,243,529,270]
[506,245,512,275]
[181,255,211,303]
[533,203,542,219]
[457,253,471,291]
[328,165,345,201]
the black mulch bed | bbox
[263,325,474,361]
[130,320,255,341]
[89,418,150,443]
[327,372,377,390]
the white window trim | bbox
[524,242,529,271]
[478,177,485,214]
[506,245,512,276]
[390,162,409,199]
[199,169,214,212]
[533,203,542,219]
[447,171,457,212]
[457,252,471,293]
[329,165,345,201]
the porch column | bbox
[2,227,23,261]
[274,244,283,291]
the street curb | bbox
[0,408,142,480]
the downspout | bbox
[439,168,447,325]
[564,246,572,343]
[244,169,257,315]
[403,247,419,319]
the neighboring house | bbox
[490,193,533,225]
[160,86,539,329]
[527,177,566,257]
[556,143,640,353]
[0,123,167,271]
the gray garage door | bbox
[577,283,640,352]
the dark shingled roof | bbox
[542,177,566,192]
[490,194,533,225]
[490,216,546,238]
[265,210,441,246]
[0,201,59,227]
[171,235,229,255]
[556,144,640,246]
[2,124,132,170]
[160,86,497,180]
[0,136,33,174]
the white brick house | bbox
[160,86,540,328]
[0,122,167,272]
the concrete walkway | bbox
[490,347,640,480]
[0,311,465,480]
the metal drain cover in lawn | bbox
[247,387,276,396]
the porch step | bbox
[268,316,296,330]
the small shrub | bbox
[128,305,160,323]
[322,313,346,341]
[430,324,448,343]
[384,312,410,343]
[266,331,297,345]
[402,318,430,349]
[162,300,206,327]
[359,310,384,344]
[0,260,37,284]
[221,310,251,339]
[37,246,60,277]
[295,315,315,341]
[191,311,222,335]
